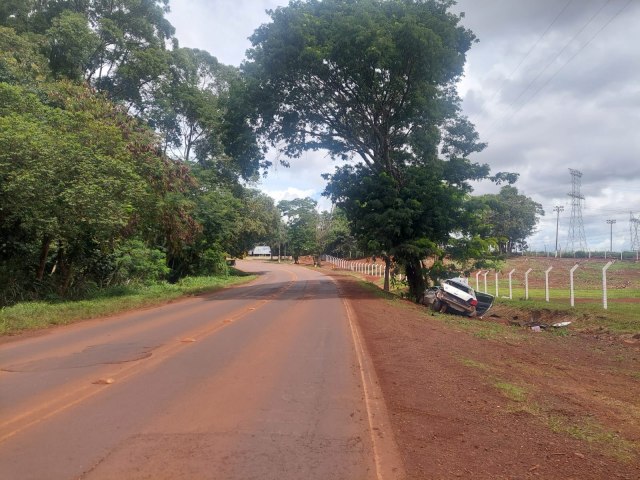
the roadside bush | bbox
[112,240,169,285]
[195,246,229,276]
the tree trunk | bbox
[383,255,391,292]
[60,262,73,296]
[36,235,51,281]
[56,246,73,297]
[404,256,426,303]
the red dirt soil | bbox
[328,268,640,479]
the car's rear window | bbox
[444,280,473,294]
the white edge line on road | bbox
[339,286,406,480]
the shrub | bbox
[112,240,169,284]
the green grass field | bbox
[467,257,638,333]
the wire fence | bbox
[323,255,639,311]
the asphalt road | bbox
[0,260,398,480]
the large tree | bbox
[244,0,485,176]
[477,186,544,254]
[278,197,320,263]
[244,0,493,298]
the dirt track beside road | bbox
[334,272,640,479]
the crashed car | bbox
[421,278,494,318]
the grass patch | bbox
[490,376,638,461]
[355,278,402,301]
[494,380,528,403]
[495,297,640,335]
[457,357,492,372]
[547,414,637,462]
[0,272,256,336]
[435,313,523,342]
[457,361,639,461]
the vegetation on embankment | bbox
[0,271,255,336]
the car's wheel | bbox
[431,299,442,312]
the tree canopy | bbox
[477,186,544,254]
[244,0,486,177]
[278,197,320,263]
[0,3,274,304]
[244,0,501,299]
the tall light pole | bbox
[606,219,616,255]
[553,205,564,257]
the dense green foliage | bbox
[277,197,319,263]
[476,186,544,253]
[0,2,275,305]
[244,0,484,174]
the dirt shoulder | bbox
[333,272,640,479]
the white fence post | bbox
[508,269,515,300]
[495,271,499,297]
[545,266,553,302]
[475,271,481,291]
[569,264,579,307]
[603,261,613,310]
[483,271,489,293]
[525,268,533,300]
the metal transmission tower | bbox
[565,169,589,253]
[631,212,640,251]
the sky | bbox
[166,0,640,253]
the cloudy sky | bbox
[166,0,640,252]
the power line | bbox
[631,212,640,250]
[503,0,612,110]
[510,0,633,117]
[483,0,614,136]
[486,0,574,104]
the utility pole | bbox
[606,219,616,255]
[553,205,564,257]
